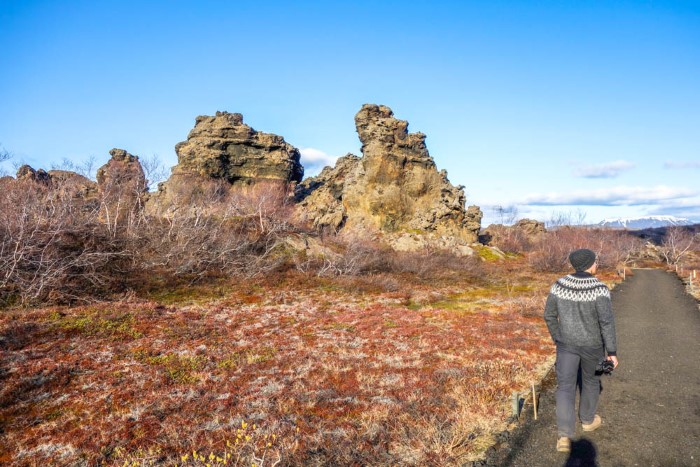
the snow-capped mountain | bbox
[597,216,695,229]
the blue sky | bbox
[1,0,699,225]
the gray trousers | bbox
[555,343,605,438]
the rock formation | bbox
[513,218,546,238]
[16,165,51,185]
[11,164,98,201]
[48,170,99,200]
[48,170,93,186]
[295,154,361,231]
[96,148,147,193]
[297,104,482,248]
[481,218,546,247]
[134,105,482,253]
[150,111,304,213]
[10,148,149,203]
[94,148,148,226]
[175,111,303,184]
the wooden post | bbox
[512,391,519,418]
[531,383,538,420]
[690,270,694,291]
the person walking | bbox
[543,248,619,453]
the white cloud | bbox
[524,185,698,206]
[299,147,339,177]
[663,161,700,169]
[573,160,635,178]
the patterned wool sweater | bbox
[543,272,617,355]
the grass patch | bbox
[476,246,505,262]
[135,352,207,384]
[217,346,278,370]
[327,322,356,332]
[52,310,142,339]
[144,284,228,305]
[410,288,500,313]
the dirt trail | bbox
[487,269,700,467]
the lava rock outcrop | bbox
[297,104,482,246]
[171,111,302,184]
[150,111,304,213]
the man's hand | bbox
[607,355,619,369]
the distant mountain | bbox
[597,216,695,230]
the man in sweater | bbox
[544,248,619,453]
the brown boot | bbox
[582,415,602,432]
[556,437,571,453]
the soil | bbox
[483,268,700,467]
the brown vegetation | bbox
[1,264,558,465]
[0,178,129,306]
[0,178,304,306]
[528,226,644,273]
[658,226,697,268]
[3,169,698,465]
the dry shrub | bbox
[484,224,532,254]
[659,226,698,267]
[0,180,129,305]
[135,181,299,281]
[316,239,391,277]
[529,227,589,272]
[596,229,645,270]
[304,233,483,281]
[387,249,482,280]
[504,292,545,318]
[529,226,644,272]
[96,158,148,238]
[0,177,304,305]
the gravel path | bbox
[487,269,700,467]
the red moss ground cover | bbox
[0,269,576,465]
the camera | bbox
[597,359,614,375]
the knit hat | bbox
[569,249,597,272]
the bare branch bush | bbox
[51,155,98,179]
[140,154,170,191]
[97,168,149,240]
[311,236,390,277]
[595,230,643,270]
[485,224,532,254]
[0,145,12,177]
[529,226,645,272]
[529,226,591,272]
[659,226,697,268]
[0,146,10,163]
[0,175,305,304]
[492,204,519,225]
[387,248,482,280]
[0,179,128,305]
[136,181,299,281]
[309,233,482,281]
[546,209,588,228]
